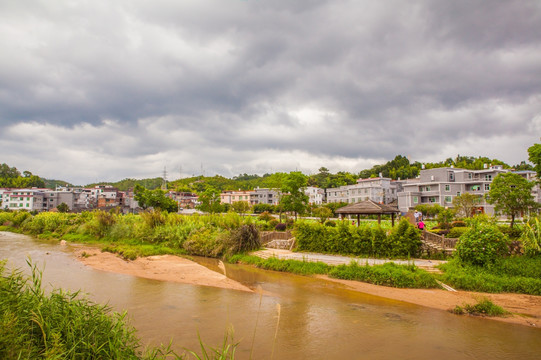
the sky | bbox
[1,0,540,185]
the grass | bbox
[452,298,510,317]
[438,257,541,295]
[0,260,240,360]
[329,262,439,289]
[228,255,440,289]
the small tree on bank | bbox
[453,193,479,218]
[486,173,537,228]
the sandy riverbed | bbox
[73,246,252,292]
[73,246,541,328]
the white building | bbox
[304,186,324,205]
[326,177,398,205]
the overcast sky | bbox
[1,0,540,185]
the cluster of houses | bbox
[1,165,539,216]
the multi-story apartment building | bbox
[326,177,398,205]
[397,166,510,214]
[3,188,48,211]
[251,188,281,205]
[304,186,324,205]
[220,190,253,205]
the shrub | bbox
[521,217,541,256]
[462,298,510,317]
[455,224,509,266]
[268,218,279,229]
[140,210,166,228]
[451,220,466,228]
[225,224,261,255]
[275,223,287,231]
[258,211,273,222]
[324,220,336,227]
[447,227,470,239]
[183,228,226,257]
[498,225,523,240]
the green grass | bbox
[228,255,439,289]
[0,260,239,360]
[452,298,510,317]
[437,257,541,295]
[228,255,331,276]
[330,262,439,288]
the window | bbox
[468,173,473,180]
[413,196,418,204]
[484,184,490,191]
[445,196,452,203]
[429,197,436,203]
[485,175,492,181]
[471,185,481,191]
[457,191,461,196]
[445,185,450,191]
[449,172,455,181]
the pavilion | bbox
[334,200,401,226]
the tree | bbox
[487,173,537,227]
[231,201,251,215]
[528,141,541,180]
[56,202,70,213]
[134,184,177,212]
[452,193,480,218]
[197,187,222,213]
[280,172,309,221]
[313,206,332,223]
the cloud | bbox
[1,0,540,184]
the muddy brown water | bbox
[1,232,540,360]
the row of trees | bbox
[0,163,45,190]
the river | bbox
[1,232,539,359]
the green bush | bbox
[451,220,466,228]
[447,227,470,239]
[182,228,227,257]
[455,224,509,266]
[521,217,541,256]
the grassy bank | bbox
[438,257,541,295]
[0,260,239,360]
[0,211,261,260]
[227,255,440,289]
[229,254,541,294]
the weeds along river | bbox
[1,232,540,360]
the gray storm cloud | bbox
[0,0,540,184]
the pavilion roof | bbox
[334,200,400,215]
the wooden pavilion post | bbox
[391,213,395,226]
[377,214,381,224]
[357,214,360,227]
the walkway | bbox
[251,248,446,271]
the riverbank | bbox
[72,245,252,292]
[74,243,541,328]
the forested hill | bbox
[0,163,46,188]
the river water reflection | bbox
[1,232,539,359]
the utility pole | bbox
[162,166,168,191]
